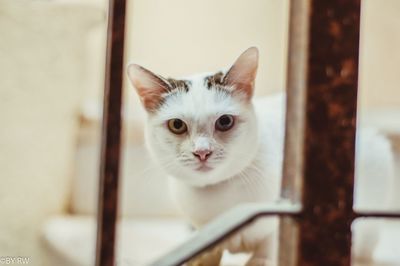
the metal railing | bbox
[95,0,126,265]
[95,0,400,265]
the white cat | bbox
[127,47,396,265]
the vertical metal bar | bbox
[95,0,126,265]
[296,1,361,265]
[281,0,310,204]
[279,1,310,265]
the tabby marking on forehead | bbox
[167,78,191,92]
[204,71,225,89]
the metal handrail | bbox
[150,203,302,266]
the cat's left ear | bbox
[224,47,259,100]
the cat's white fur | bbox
[128,48,396,265]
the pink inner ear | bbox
[224,47,259,100]
[127,64,169,112]
[139,88,165,111]
[225,72,256,99]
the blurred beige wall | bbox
[124,0,290,116]
[359,0,400,108]
[0,1,104,265]
[124,0,400,110]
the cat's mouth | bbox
[195,164,213,172]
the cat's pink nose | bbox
[193,149,212,161]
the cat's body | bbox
[128,48,396,265]
[168,92,395,265]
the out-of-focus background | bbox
[0,0,399,265]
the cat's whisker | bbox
[132,164,172,188]
[135,164,161,177]
[237,173,253,195]
[133,160,175,187]
[238,171,260,196]
[137,174,160,188]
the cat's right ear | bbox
[127,64,170,113]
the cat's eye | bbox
[167,119,188,134]
[215,115,234,132]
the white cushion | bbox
[42,215,191,266]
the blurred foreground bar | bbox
[95,0,126,266]
[281,0,361,265]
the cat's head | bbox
[127,47,259,187]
